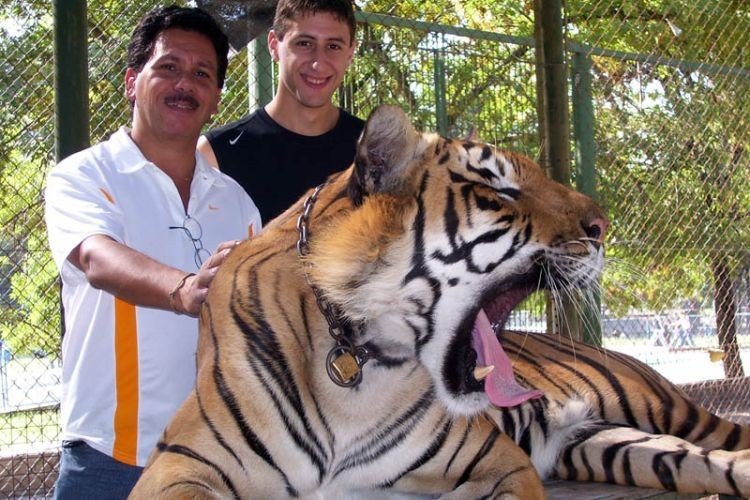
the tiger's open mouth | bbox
[471,287,544,407]
[447,277,544,408]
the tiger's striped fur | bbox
[131,105,749,499]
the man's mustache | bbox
[165,92,199,109]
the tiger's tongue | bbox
[471,309,544,407]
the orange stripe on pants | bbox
[113,298,139,465]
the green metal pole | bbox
[538,0,583,340]
[533,0,548,170]
[53,0,88,342]
[572,53,597,201]
[54,0,89,161]
[249,33,274,111]
[572,51,602,346]
[534,0,556,335]
[540,0,571,185]
[434,46,448,136]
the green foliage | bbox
[359,0,534,37]
[1,2,57,355]
[0,405,60,448]
[1,0,748,355]
[563,0,750,317]
[0,1,191,356]
[350,2,540,155]
[0,145,59,354]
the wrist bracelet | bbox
[168,272,196,313]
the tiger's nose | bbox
[583,217,608,248]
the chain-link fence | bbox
[567,1,750,419]
[1,0,748,497]
[1,1,62,496]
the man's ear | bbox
[209,94,220,117]
[124,68,137,102]
[346,40,357,67]
[267,30,280,61]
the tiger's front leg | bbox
[441,431,544,500]
[130,449,235,499]
[130,392,259,499]
[557,424,750,497]
[391,427,545,500]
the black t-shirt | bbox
[205,108,364,223]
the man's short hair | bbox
[272,0,357,45]
[127,5,229,88]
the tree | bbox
[1,0,748,377]
[569,0,749,376]
[1,1,58,356]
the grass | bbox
[0,405,60,451]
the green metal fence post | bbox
[572,51,597,200]
[539,0,571,185]
[434,42,448,136]
[54,0,88,343]
[249,33,274,111]
[538,0,584,340]
[572,50,603,346]
[53,0,89,161]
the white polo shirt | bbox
[45,128,261,466]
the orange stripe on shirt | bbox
[99,187,115,204]
[112,297,139,465]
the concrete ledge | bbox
[545,480,716,499]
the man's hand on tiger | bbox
[177,239,242,316]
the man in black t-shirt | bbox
[198,0,364,224]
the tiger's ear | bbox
[348,105,423,205]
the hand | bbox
[176,239,242,316]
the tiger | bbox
[130,104,750,499]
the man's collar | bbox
[109,127,224,186]
[109,127,150,174]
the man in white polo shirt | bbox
[44,6,261,499]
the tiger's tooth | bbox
[473,365,495,381]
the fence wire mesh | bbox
[564,0,750,413]
[0,0,748,497]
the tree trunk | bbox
[711,255,745,379]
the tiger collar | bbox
[297,183,372,388]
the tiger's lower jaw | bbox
[442,257,605,414]
[438,390,491,417]
[441,282,545,415]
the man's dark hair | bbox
[273,0,357,45]
[127,5,229,88]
